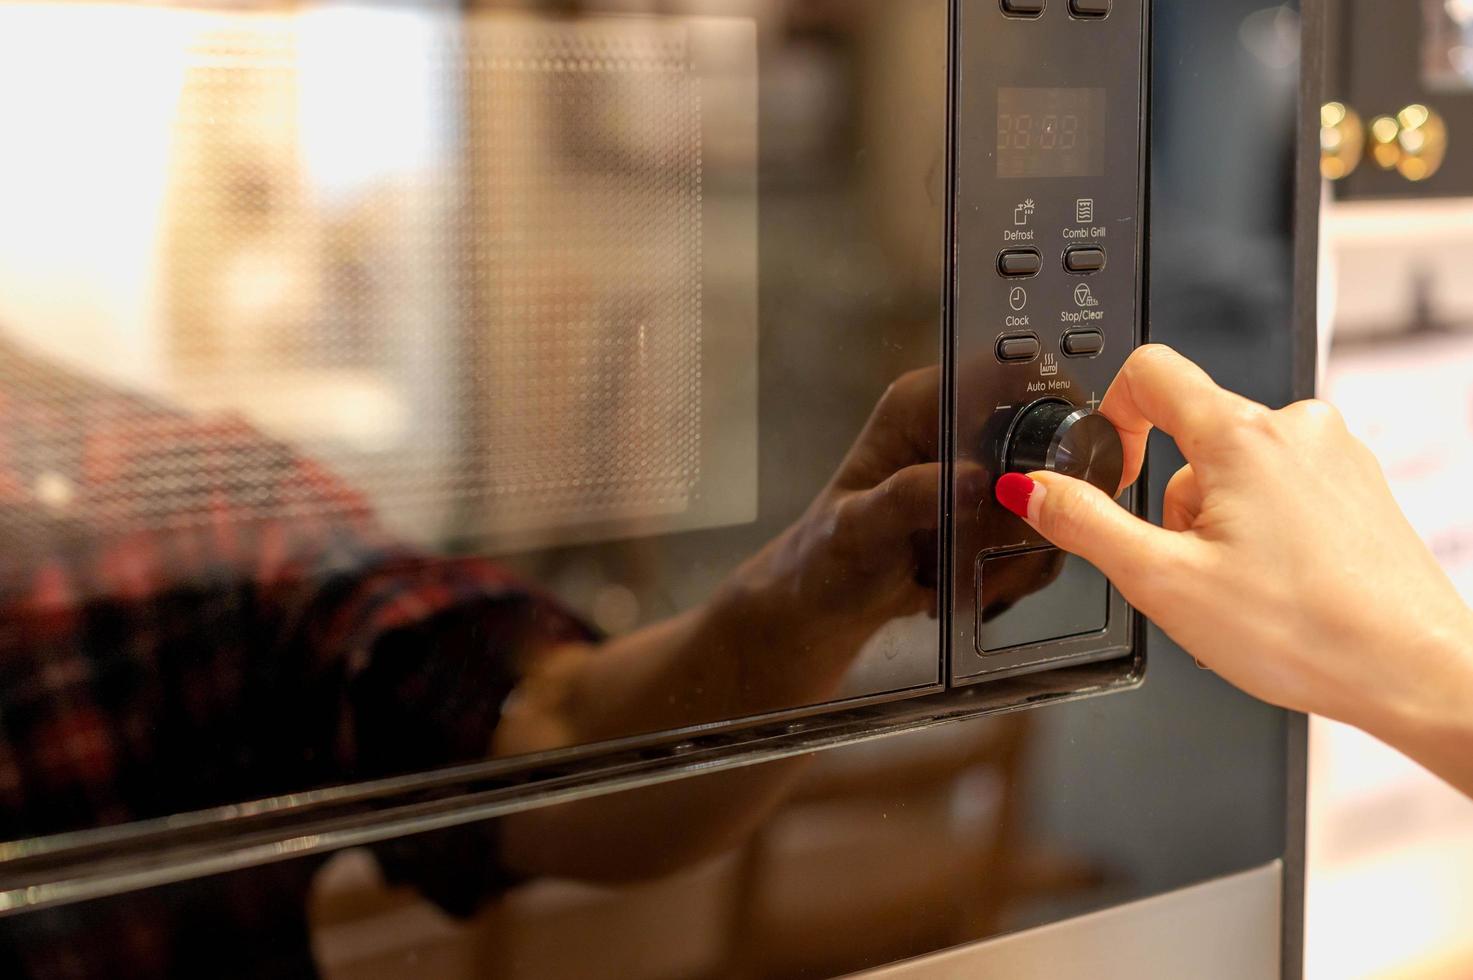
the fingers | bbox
[1162,465,1203,532]
[1006,470,1202,601]
[836,367,942,489]
[837,463,943,546]
[1099,345,1262,480]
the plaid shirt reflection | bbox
[0,340,591,977]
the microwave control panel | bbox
[950,0,1148,683]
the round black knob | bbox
[1004,400,1124,496]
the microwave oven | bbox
[0,1,1316,976]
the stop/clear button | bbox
[1070,0,1110,15]
[1062,330,1105,358]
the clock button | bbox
[997,334,1042,362]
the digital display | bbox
[997,87,1107,179]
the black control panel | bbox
[950,0,1148,683]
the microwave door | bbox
[0,1,952,843]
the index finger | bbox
[1098,344,1256,487]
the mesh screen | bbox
[471,18,707,531]
[0,9,757,549]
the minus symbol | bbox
[995,405,1014,411]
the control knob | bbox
[1004,400,1124,497]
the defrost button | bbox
[998,249,1043,278]
[1001,0,1046,15]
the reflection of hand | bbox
[723,366,962,648]
[499,367,958,759]
[498,368,958,881]
[997,345,1473,795]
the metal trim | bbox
[854,861,1284,980]
[0,659,1139,917]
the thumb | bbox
[994,471,1197,597]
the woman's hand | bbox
[996,344,1473,795]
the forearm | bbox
[491,534,877,883]
[498,753,812,882]
[490,447,937,880]
[495,535,878,757]
[1357,612,1473,798]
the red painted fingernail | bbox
[995,473,1037,520]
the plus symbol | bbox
[1087,391,1102,412]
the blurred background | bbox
[1310,1,1473,975]
[0,0,1468,976]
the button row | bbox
[1001,0,1110,17]
[998,246,1106,278]
[996,331,1104,362]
